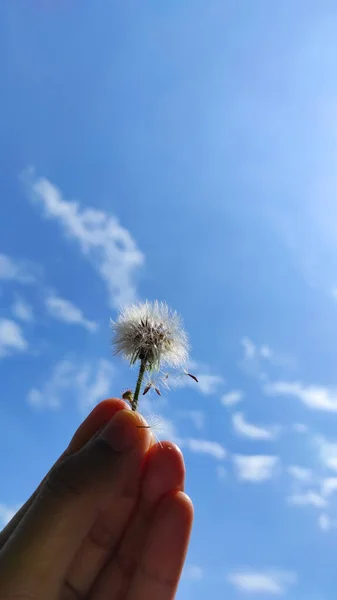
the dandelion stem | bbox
[132,360,147,411]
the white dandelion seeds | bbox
[137,412,165,447]
[111,301,189,369]
[111,300,189,411]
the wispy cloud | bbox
[221,389,244,407]
[287,491,326,508]
[27,357,114,412]
[172,360,225,395]
[227,569,297,595]
[178,437,227,460]
[233,455,279,482]
[241,337,258,360]
[196,373,225,395]
[239,337,274,378]
[0,319,28,357]
[264,380,337,412]
[45,293,98,332]
[0,253,40,284]
[12,297,34,322]
[318,513,334,532]
[232,412,279,440]
[287,465,313,482]
[316,436,337,470]
[240,338,293,380]
[321,477,337,497]
[24,169,144,307]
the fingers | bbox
[126,492,193,600]
[0,409,152,599]
[67,398,129,453]
[90,442,185,600]
[0,398,128,550]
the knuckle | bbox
[88,436,119,465]
[43,455,83,499]
[87,518,116,551]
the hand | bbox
[0,398,193,599]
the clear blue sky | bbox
[2,1,337,598]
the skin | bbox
[0,398,194,600]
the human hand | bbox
[0,398,193,599]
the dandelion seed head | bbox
[111,301,189,370]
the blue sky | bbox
[2,1,337,598]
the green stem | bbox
[132,360,147,411]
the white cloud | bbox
[241,338,277,364]
[0,319,28,357]
[240,339,293,380]
[27,357,114,412]
[239,337,277,379]
[233,455,279,482]
[321,477,337,497]
[264,381,337,412]
[241,337,257,360]
[196,373,225,395]
[183,565,204,581]
[221,390,244,407]
[45,294,97,332]
[24,170,144,307]
[227,569,297,595]
[0,253,40,284]
[318,513,331,532]
[287,491,326,508]
[232,412,279,440]
[12,297,34,322]
[178,437,227,460]
[0,503,20,527]
[316,437,337,471]
[287,465,313,482]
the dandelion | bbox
[111,300,190,411]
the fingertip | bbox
[100,409,153,453]
[142,442,185,504]
[174,491,194,524]
[92,398,131,418]
[68,398,129,453]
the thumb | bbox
[0,409,152,598]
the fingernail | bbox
[100,410,141,452]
